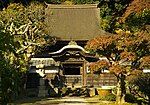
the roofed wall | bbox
[45,4,107,41]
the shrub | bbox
[99,93,116,101]
[128,73,150,104]
[125,93,137,103]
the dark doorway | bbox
[63,64,82,75]
[26,73,40,88]
[63,67,80,75]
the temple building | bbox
[26,4,117,97]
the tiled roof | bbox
[45,4,110,41]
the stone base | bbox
[38,86,47,97]
[87,88,95,97]
[27,88,38,97]
[38,90,47,97]
[38,86,46,90]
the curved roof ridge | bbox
[49,41,89,55]
[47,4,98,9]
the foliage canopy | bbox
[0,2,54,104]
[85,29,150,104]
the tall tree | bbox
[0,25,19,104]
[85,29,150,104]
[0,2,55,104]
[121,0,150,22]
[98,0,150,34]
[98,0,131,33]
[120,0,150,33]
[0,2,55,72]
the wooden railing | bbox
[86,73,117,87]
[65,75,82,87]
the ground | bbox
[12,97,98,105]
[11,96,137,105]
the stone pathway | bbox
[15,96,97,105]
[11,96,136,105]
[57,97,90,105]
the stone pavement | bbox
[14,96,99,105]
[57,97,90,105]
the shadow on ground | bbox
[12,96,99,105]
[13,97,61,104]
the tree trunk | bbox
[148,96,150,105]
[116,74,126,104]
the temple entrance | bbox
[62,63,83,87]
[63,65,81,75]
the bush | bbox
[125,93,137,103]
[128,73,150,104]
[99,93,116,101]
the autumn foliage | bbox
[121,0,150,22]
[86,29,150,104]
[86,29,150,74]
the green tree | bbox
[99,0,150,34]
[0,2,55,104]
[98,0,131,33]
[120,0,150,33]
[0,25,19,104]
[0,2,55,72]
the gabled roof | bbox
[49,41,89,55]
[45,4,109,41]
[34,41,99,62]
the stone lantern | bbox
[36,64,47,97]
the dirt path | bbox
[15,96,98,105]
[57,97,90,105]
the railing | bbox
[64,75,82,87]
[86,74,117,87]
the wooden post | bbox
[83,61,86,86]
